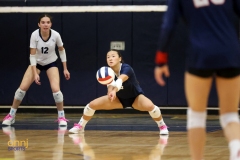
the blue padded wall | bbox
[62,0,97,105]
[167,18,188,106]
[97,0,133,97]
[0,13,28,105]
[0,0,226,107]
[132,12,168,106]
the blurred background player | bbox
[154,0,240,160]
[69,50,168,135]
[2,14,70,126]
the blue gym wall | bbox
[1,0,233,108]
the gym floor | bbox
[0,112,228,160]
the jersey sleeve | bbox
[120,65,133,78]
[56,33,64,47]
[29,32,37,48]
[233,0,240,17]
[155,0,181,66]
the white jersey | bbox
[30,29,63,66]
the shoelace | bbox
[73,123,82,129]
[160,125,168,130]
[3,114,12,120]
[55,117,69,122]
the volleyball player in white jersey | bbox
[2,14,70,126]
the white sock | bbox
[229,139,240,160]
[156,119,165,127]
[78,117,88,128]
[9,108,17,117]
[58,110,65,118]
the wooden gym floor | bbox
[0,112,230,160]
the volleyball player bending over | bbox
[69,50,168,135]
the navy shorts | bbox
[118,97,136,108]
[118,93,143,108]
[36,61,58,71]
[188,68,240,78]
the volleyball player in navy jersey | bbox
[69,50,169,135]
[154,0,240,160]
[2,14,70,126]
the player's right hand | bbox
[154,65,170,86]
[34,74,41,85]
[108,90,116,102]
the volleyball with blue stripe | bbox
[96,66,115,85]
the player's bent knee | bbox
[14,88,26,101]
[149,105,161,118]
[83,104,95,116]
[220,112,240,129]
[53,91,63,103]
[187,108,206,129]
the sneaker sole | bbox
[2,119,15,126]
[59,122,67,126]
[160,132,169,135]
[68,130,85,134]
[68,131,79,134]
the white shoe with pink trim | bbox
[159,125,169,135]
[56,117,69,126]
[2,114,15,125]
[68,123,84,134]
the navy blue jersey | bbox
[115,63,144,99]
[157,0,240,69]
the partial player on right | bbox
[154,0,240,160]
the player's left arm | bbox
[108,65,132,101]
[58,46,70,80]
[155,0,181,86]
[56,32,70,80]
[114,65,134,91]
[107,74,128,102]
[58,46,67,70]
[233,0,240,17]
[156,0,181,65]
[108,65,132,91]
[108,74,128,92]
[118,74,129,83]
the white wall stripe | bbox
[0,5,167,13]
